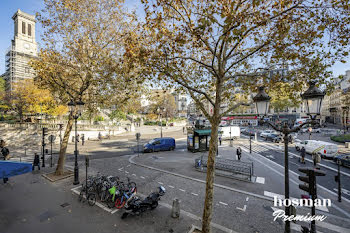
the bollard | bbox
[171,198,180,218]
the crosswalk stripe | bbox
[256,177,265,184]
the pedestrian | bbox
[81,134,85,146]
[183,126,185,134]
[76,134,80,142]
[312,152,321,167]
[98,132,102,141]
[219,136,222,146]
[300,147,306,164]
[32,153,40,171]
[236,147,242,161]
[1,142,10,183]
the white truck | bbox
[218,126,240,140]
[295,140,339,159]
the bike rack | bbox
[195,155,253,181]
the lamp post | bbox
[253,82,324,233]
[68,100,85,185]
[157,107,163,138]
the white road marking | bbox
[246,197,249,202]
[191,192,198,196]
[318,220,350,233]
[236,205,246,212]
[132,174,136,176]
[179,189,186,192]
[219,201,228,206]
[126,165,131,167]
[255,177,265,184]
[71,188,112,213]
[118,167,123,171]
[168,185,175,188]
[157,182,163,185]
[140,176,145,179]
[264,191,284,200]
[125,171,129,174]
[111,209,119,214]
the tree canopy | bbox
[138,1,350,232]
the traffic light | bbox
[43,127,48,136]
[298,167,326,196]
[298,168,315,195]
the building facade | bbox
[4,10,37,92]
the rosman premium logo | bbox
[272,196,331,222]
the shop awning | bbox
[194,129,211,136]
[0,161,32,179]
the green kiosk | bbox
[187,128,212,152]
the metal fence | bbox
[195,156,253,181]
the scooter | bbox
[121,186,166,219]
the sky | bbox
[0,0,349,78]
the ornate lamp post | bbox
[68,100,85,185]
[157,107,164,138]
[253,82,324,233]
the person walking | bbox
[1,141,10,183]
[98,132,102,141]
[219,136,222,146]
[300,147,306,164]
[236,147,242,161]
[81,134,85,146]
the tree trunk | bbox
[55,113,74,175]
[202,82,222,233]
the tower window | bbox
[28,24,31,36]
[22,22,26,34]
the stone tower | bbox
[4,9,38,92]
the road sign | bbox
[136,133,141,140]
[48,135,56,143]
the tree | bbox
[268,82,301,115]
[140,1,350,232]
[8,79,67,122]
[109,109,127,122]
[31,0,144,175]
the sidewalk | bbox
[0,167,225,233]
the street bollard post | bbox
[171,198,180,218]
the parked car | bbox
[260,130,277,138]
[295,140,338,159]
[265,133,282,143]
[333,154,350,168]
[143,137,176,153]
[300,127,321,133]
[242,128,255,136]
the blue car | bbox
[143,137,176,153]
[334,154,350,168]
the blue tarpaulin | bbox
[0,161,32,179]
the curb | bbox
[128,155,273,202]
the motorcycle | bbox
[121,186,166,219]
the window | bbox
[22,22,26,34]
[25,67,30,74]
[28,24,31,36]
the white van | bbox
[295,140,339,159]
[218,126,240,140]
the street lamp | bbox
[157,107,163,138]
[68,99,85,185]
[253,82,324,233]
